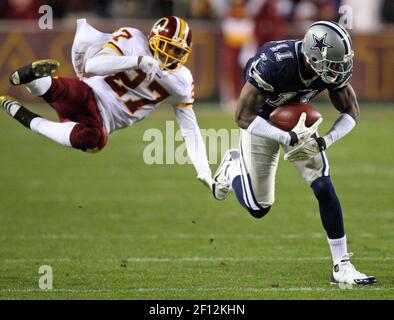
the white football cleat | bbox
[212,149,239,201]
[331,253,377,285]
[1,95,41,128]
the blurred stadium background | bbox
[0,0,393,299]
[1,0,394,106]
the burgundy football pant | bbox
[42,77,108,151]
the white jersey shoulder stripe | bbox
[174,16,181,40]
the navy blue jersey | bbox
[244,40,351,119]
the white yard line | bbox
[1,232,393,241]
[2,256,394,264]
[1,287,393,294]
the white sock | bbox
[328,235,348,264]
[30,118,77,147]
[24,77,52,96]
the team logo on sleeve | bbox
[259,53,268,61]
[249,59,274,92]
[310,33,333,53]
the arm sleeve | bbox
[323,113,356,148]
[85,27,142,75]
[173,70,195,106]
[247,116,292,145]
[85,52,139,75]
[174,106,211,177]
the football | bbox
[269,103,322,132]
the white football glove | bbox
[197,173,213,191]
[284,137,325,162]
[290,112,323,145]
[137,56,161,81]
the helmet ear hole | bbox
[311,57,317,62]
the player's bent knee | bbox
[70,124,102,152]
[311,176,336,201]
[246,206,271,219]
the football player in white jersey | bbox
[1,16,213,189]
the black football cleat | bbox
[9,59,60,85]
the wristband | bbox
[315,137,327,151]
[289,131,298,146]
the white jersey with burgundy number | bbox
[83,27,194,134]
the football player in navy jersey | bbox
[213,21,377,285]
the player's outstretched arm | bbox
[174,106,212,190]
[329,84,360,120]
[85,51,159,79]
[324,84,359,148]
[236,82,305,146]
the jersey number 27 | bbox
[104,70,169,113]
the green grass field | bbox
[0,103,393,300]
